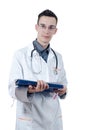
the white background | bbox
[0,0,86,130]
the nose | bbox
[44,27,50,33]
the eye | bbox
[38,24,56,31]
[49,25,56,30]
[39,24,46,29]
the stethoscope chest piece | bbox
[54,68,58,75]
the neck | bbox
[36,39,49,49]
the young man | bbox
[8,9,68,130]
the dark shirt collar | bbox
[33,39,50,62]
[33,39,50,53]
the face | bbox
[35,16,57,48]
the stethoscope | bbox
[31,48,58,75]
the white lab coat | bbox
[8,43,67,130]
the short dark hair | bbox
[37,9,58,24]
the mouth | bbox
[43,35,50,39]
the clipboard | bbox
[15,79,63,92]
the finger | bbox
[53,89,59,93]
[37,80,44,89]
[39,80,44,89]
[44,83,49,89]
[35,81,41,92]
[36,80,45,91]
[39,80,49,90]
[36,80,41,88]
[28,85,35,93]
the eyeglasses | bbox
[38,24,56,32]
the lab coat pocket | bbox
[16,116,33,130]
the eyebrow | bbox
[39,23,56,27]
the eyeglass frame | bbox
[38,23,57,32]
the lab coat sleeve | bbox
[8,51,33,103]
[58,54,68,99]
[15,87,33,102]
[58,54,68,86]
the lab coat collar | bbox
[27,42,55,60]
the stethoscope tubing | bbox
[31,48,58,70]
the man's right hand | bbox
[27,80,49,93]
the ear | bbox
[35,24,38,31]
[54,28,58,34]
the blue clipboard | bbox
[15,79,63,92]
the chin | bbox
[42,42,49,48]
[43,39,50,43]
